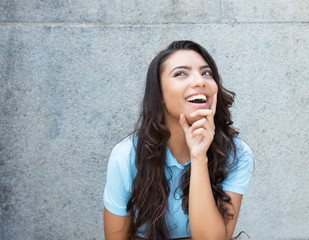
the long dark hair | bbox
[126,40,239,240]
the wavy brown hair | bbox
[126,40,239,240]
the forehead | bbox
[162,50,208,70]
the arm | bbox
[189,160,242,239]
[104,208,131,240]
[103,139,135,239]
[224,191,243,238]
[189,162,243,240]
[179,94,243,239]
[189,158,227,239]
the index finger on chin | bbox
[190,109,213,118]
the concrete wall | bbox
[0,1,308,239]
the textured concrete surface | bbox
[222,0,309,22]
[0,0,221,23]
[0,1,308,240]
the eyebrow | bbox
[169,65,210,75]
[200,65,211,70]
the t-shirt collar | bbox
[166,147,191,169]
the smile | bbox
[185,94,207,103]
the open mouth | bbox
[185,94,207,104]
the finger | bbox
[190,117,212,133]
[191,127,215,139]
[210,93,217,115]
[189,109,215,129]
[190,109,213,118]
[179,113,190,133]
[190,109,216,132]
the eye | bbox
[202,70,212,76]
[174,72,187,77]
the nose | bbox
[192,73,206,88]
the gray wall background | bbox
[1,1,308,239]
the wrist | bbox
[190,155,208,166]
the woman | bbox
[103,40,253,240]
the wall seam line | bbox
[0,21,308,27]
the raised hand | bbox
[179,94,217,162]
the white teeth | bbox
[185,94,207,102]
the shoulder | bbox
[110,134,136,162]
[232,137,253,162]
[112,134,136,154]
[222,137,254,194]
[228,137,254,173]
[107,134,137,176]
[104,134,137,216]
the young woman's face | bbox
[160,50,218,126]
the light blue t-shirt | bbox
[103,135,253,239]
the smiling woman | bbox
[103,40,253,240]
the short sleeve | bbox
[103,139,134,216]
[222,139,254,195]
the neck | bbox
[166,119,190,165]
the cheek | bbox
[163,93,179,110]
[161,86,171,104]
[210,80,218,94]
[162,82,182,104]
